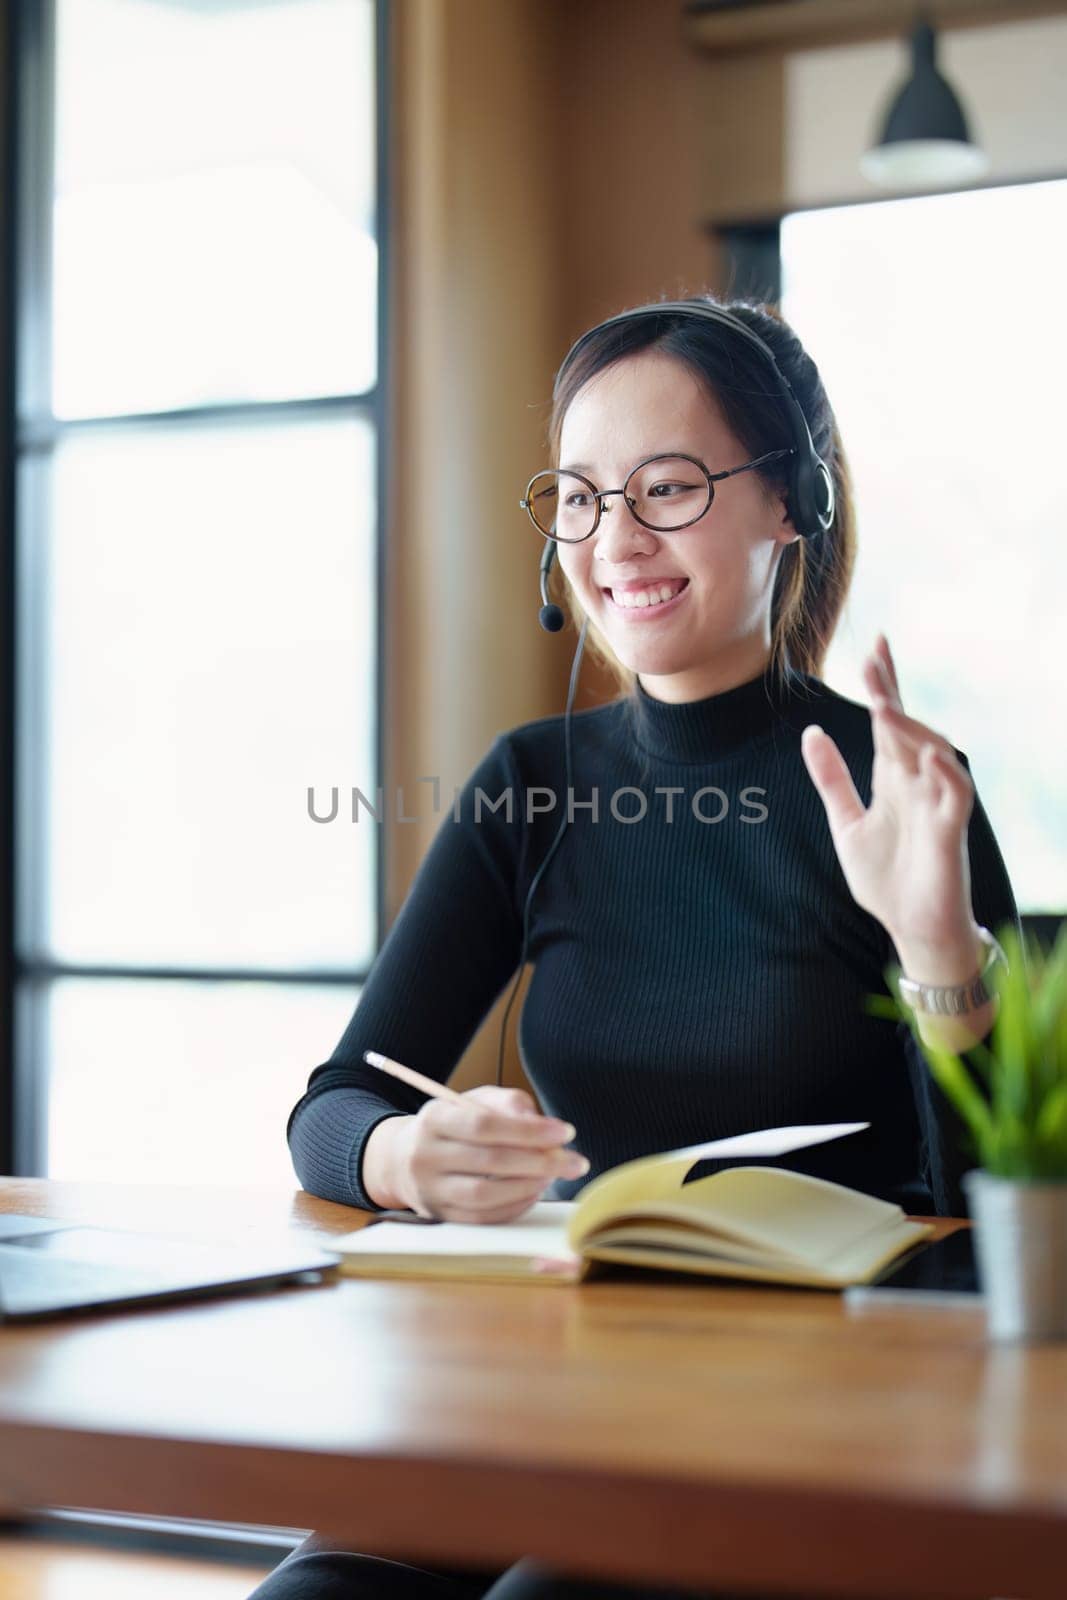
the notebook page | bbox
[568,1123,874,1253]
[655,1121,870,1165]
[325,1201,575,1262]
[663,1168,900,1266]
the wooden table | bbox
[0,1180,1065,1600]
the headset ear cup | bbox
[812,459,835,532]
[790,456,835,539]
[788,459,814,540]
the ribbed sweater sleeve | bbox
[286,735,526,1209]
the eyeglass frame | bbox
[520,448,795,543]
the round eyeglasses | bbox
[520,449,793,543]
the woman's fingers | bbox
[875,633,901,703]
[864,636,969,819]
[531,1252,584,1275]
[871,699,956,761]
[408,1090,590,1224]
[445,1172,560,1216]
[875,703,973,829]
[863,642,955,779]
[920,743,975,828]
[439,1137,588,1181]
[801,724,866,836]
[464,1083,541,1120]
[427,1094,574,1151]
[862,653,916,773]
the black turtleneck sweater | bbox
[287,665,1019,1220]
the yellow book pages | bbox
[564,1121,873,1256]
[584,1213,935,1287]
[332,1254,593,1286]
[575,1166,897,1262]
[568,1149,934,1286]
[586,1222,784,1266]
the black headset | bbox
[496,300,835,1092]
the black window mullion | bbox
[17,389,379,455]
[0,0,19,1177]
[17,960,372,987]
[718,219,782,305]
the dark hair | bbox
[546,293,857,696]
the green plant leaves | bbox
[1037,1083,1067,1135]
[924,1043,995,1165]
[866,917,1067,1180]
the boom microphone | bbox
[538,540,565,632]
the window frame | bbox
[714,179,1066,929]
[1,0,389,1172]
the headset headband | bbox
[554,300,834,539]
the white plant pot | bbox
[962,1169,1067,1342]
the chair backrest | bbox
[1020,912,1065,955]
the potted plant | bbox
[868,919,1067,1342]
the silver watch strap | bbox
[897,926,1008,1016]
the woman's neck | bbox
[636,642,775,705]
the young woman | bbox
[252,295,1019,1600]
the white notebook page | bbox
[325,1201,575,1260]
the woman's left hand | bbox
[799,633,977,955]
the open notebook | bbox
[319,1122,935,1289]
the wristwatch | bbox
[897,925,1009,1016]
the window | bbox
[781,179,1067,915]
[8,0,385,1184]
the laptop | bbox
[0,1213,343,1323]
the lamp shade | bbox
[862,19,988,187]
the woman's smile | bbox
[600,576,691,618]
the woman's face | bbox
[555,349,799,702]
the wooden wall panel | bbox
[386,0,729,1091]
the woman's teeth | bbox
[609,579,687,609]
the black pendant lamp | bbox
[862,14,988,188]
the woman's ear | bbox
[758,471,797,542]
[773,488,800,544]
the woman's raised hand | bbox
[799,633,979,955]
[393,1084,589,1224]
